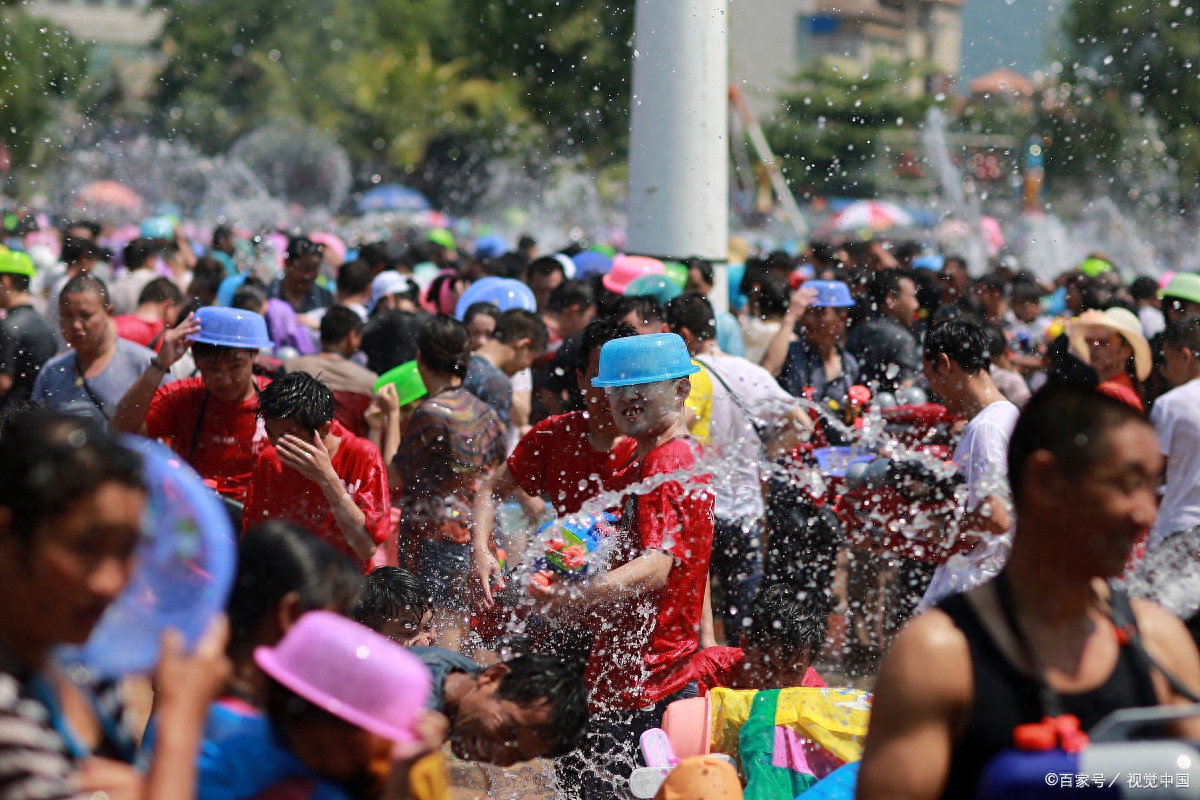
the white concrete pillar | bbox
[627,0,730,311]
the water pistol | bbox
[533,511,617,582]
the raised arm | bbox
[110,314,199,435]
[760,286,817,376]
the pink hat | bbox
[603,254,665,294]
[254,611,433,744]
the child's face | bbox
[288,717,393,784]
[606,378,685,439]
[1013,299,1041,324]
[378,607,436,648]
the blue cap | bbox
[592,333,700,388]
[803,280,855,308]
[912,255,945,271]
[473,234,508,260]
[140,216,175,239]
[624,274,683,303]
[573,250,614,279]
[191,306,273,350]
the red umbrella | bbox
[76,181,143,210]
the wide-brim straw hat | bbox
[1067,307,1152,382]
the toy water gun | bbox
[629,729,738,799]
[530,511,616,585]
[977,708,1200,799]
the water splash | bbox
[920,107,990,276]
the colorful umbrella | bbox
[827,200,914,232]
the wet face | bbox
[466,314,495,351]
[377,608,436,648]
[1057,422,1161,577]
[59,290,112,355]
[284,254,322,295]
[287,717,393,782]
[264,417,319,450]
[800,306,847,349]
[195,348,256,403]
[888,278,919,328]
[450,685,554,767]
[0,481,145,647]
[606,378,686,439]
[1080,327,1132,382]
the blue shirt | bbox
[410,647,482,713]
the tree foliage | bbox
[764,59,938,197]
[0,8,86,168]
[1062,0,1200,190]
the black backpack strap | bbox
[1108,587,1200,704]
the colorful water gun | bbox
[529,512,616,588]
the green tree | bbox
[764,59,938,197]
[1062,0,1200,191]
[0,7,87,170]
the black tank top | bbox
[936,592,1159,800]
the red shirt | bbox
[688,646,826,694]
[242,421,390,570]
[145,376,272,503]
[113,315,166,350]
[1098,372,1144,414]
[506,412,638,515]
[584,436,714,711]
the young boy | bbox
[689,583,827,692]
[354,566,436,647]
[242,371,390,570]
[531,332,714,799]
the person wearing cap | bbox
[530,332,714,799]
[1144,273,1200,403]
[763,280,862,407]
[242,372,389,570]
[32,274,171,423]
[284,306,379,436]
[111,307,273,506]
[269,236,334,315]
[1067,306,1152,413]
[0,249,56,408]
[368,270,419,316]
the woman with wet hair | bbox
[0,406,228,800]
[393,315,507,651]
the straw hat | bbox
[1067,307,1151,381]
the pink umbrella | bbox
[827,200,915,232]
[76,181,143,210]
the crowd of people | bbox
[1,215,1200,800]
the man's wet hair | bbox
[416,314,471,378]
[923,318,992,375]
[60,273,110,307]
[526,256,566,280]
[493,654,589,757]
[229,521,361,654]
[546,279,593,314]
[1011,284,1045,307]
[1007,387,1148,506]
[285,235,323,262]
[338,259,373,297]
[138,277,184,307]
[615,294,665,327]
[61,236,98,265]
[353,566,431,632]
[257,370,335,432]
[665,292,716,342]
[748,583,828,661]
[756,273,791,319]
[982,325,1009,364]
[974,273,1007,295]
[1164,315,1200,355]
[578,318,638,371]
[865,268,911,313]
[493,309,549,353]
[320,305,364,347]
[1130,276,1160,303]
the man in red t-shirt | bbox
[530,332,714,799]
[111,307,274,509]
[471,318,639,607]
[112,277,181,351]
[242,371,388,570]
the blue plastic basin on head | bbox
[624,274,683,303]
[191,306,274,350]
[803,280,855,308]
[592,333,700,388]
[454,277,536,319]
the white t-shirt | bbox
[920,399,1020,609]
[696,353,797,520]
[1139,306,1166,340]
[1150,378,1200,547]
